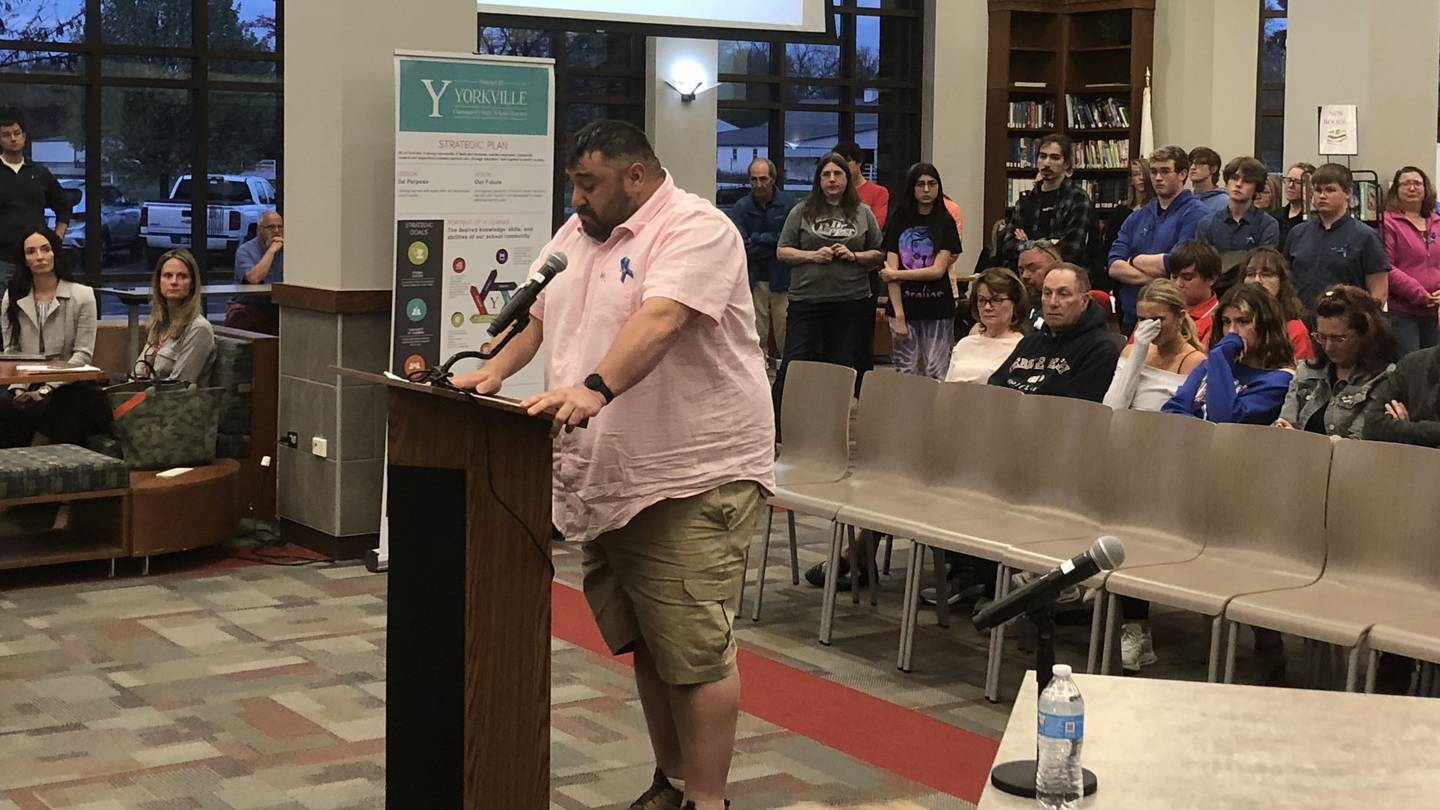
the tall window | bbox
[715,1,924,211]
[1,0,282,308]
[1255,0,1287,171]
[478,25,645,228]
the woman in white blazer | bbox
[0,227,109,447]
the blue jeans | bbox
[1390,311,1440,358]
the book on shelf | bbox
[1082,82,1128,89]
[1008,99,1055,129]
[1006,137,1044,169]
[1072,139,1130,170]
[1065,95,1130,130]
[1350,181,1380,222]
[1075,177,1128,209]
[1013,81,1048,88]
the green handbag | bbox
[105,380,223,470]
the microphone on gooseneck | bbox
[487,251,568,337]
[971,536,1126,632]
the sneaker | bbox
[1120,622,1158,671]
[803,560,867,591]
[919,570,985,606]
[630,768,683,810]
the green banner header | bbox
[398,58,550,136]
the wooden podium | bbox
[336,369,554,809]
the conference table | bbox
[98,284,273,361]
[978,671,1440,809]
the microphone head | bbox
[1090,535,1125,570]
[541,251,568,276]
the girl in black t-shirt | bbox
[879,162,962,379]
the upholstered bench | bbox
[0,444,131,573]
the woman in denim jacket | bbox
[1275,284,1396,438]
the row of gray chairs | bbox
[749,361,1440,698]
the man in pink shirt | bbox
[452,121,773,810]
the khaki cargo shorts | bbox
[581,480,765,686]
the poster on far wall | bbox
[390,50,555,398]
[1318,104,1358,156]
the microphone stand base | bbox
[989,760,1098,799]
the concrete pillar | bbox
[647,38,721,201]
[278,0,476,555]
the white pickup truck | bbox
[140,174,278,264]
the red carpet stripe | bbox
[550,581,999,804]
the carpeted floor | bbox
[0,513,1306,808]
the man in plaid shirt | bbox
[999,133,1095,267]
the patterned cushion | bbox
[211,336,254,459]
[0,444,130,500]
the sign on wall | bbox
[1318,104,1358,156]
[390,50,555,396]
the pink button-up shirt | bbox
[531,172,775,542]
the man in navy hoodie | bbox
[989,263,1121,402]
[1107,145,1211,331]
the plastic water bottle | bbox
[1036,664,1084,809]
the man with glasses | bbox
[728,158,793,366]
[1107,145,1210,331]
[0,110,70,283]
[1188,146,1228,213]
[999,133,1094,267]
[224,209,284,334]
[1283,163,1389,319]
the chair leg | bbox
[1086,588,1104,674]
[818,522,843,646]
[1100,592,1120,675]
[848,525,861,606]
[142,555,150,577]
[738,546,748,617]
[985,564,1009,703]
[750,508,775,622]
[787,510,799,586]
[882,534,894,576]
[1207,616,1224,683]
[1365,649,1379,694]
[1345,644,1362,693]
[898,541,924,672]
[1223,620,1239,684]
[1421,662,1434,697]
[864,531,880,607]
[930,546,950,628]
[108,558,116,578]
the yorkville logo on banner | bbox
[419,78,531,119]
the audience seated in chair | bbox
[1103,278,1205,412]
[1275,285,1395,440]
[1167,239,1221,344]
[1162,283,1296,425]
[944,267,1028,383]
[135,248,216,384]
[1243,246,1314,361]
[1363,344,1440,448]
[988,263,1121,402]
[0,227,108,449]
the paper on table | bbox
[15,364,102,373]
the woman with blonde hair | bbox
[1255,173,1283,219]
[135,248,216,383]
[1103,277,1205,412]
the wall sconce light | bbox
[664,58,716,103]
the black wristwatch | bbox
[583,373,615,404]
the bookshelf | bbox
[984,0,1156,233]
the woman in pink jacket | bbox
[1381,166,1440,355]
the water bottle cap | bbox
[1052,664,1072,677]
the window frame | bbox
[1254,0,1287,172]
[1,0,284,285]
